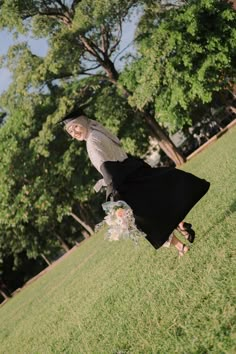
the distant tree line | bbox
[0,0,235,301]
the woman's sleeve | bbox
[86,133,110,173]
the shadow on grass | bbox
[200,200,236,240]
[229,199,236,213]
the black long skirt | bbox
[101,157,210,249]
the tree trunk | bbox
[55,233,70,252]
[70,212,94,235]
[103,61,186,165]
[40,253,51,266]
[103,57,119,84]
[0,289,10,300]
[0,280,11,300]
[79,203,97,228]
[142,111,186,165]
[81,230,90,240]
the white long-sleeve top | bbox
[86,129,127,191]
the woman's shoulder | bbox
[88,129,105,141]
[87,129,100,144]
[87,129,113,148]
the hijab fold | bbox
[65,116,122,146]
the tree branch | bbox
[71,0,83,11]
[53,0,67,11]
[80,63,101,72]
[20,3,73,26]
[113,39,134,63]
[79,35,104,64]
[108,19,122,56]
[101,24,109,54]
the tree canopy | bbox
[121,0,236,131]
[0,0,186,164]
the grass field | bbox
[0,127,235,354]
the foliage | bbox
[120,0,236,131]
[0,0,187,166]
[0,89,101,268]
[87,83,149,155]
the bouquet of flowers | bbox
[95,200,146,243]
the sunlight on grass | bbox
[0,127,235,354]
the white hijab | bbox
[64,115,122,146]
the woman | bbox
[62,114,210,256]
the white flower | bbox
[95,200,146,243]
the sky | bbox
[0,30,49,94]
[0,12,140,95]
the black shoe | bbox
[178,223,195,243]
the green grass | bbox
[0,127,236,354]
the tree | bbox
[0,0,185,164]
[121,0,236,131]
[0,89,101,264]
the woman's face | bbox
[67,124,87,141]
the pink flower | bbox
[115,208,125,218]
